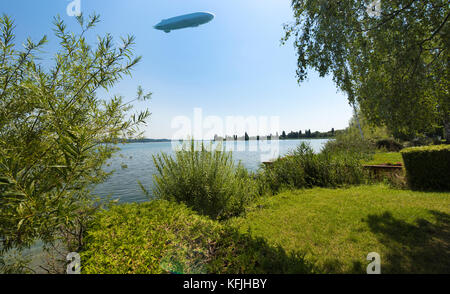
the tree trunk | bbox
[353,104,364,140]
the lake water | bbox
[94,139,329,203]
[22,139,327,272]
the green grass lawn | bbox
[363,152,404,165]
[228,185,450,274]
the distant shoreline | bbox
[125,139,172,143]
[123,138,333,143]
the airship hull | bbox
[154,12,214,33]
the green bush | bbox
[261,143,367,193]
[401,145,450,191]
[151,141,258,220]
[322,136,375,161]
[80,201,315,274]
[321,112,393,160]
[81,201,221,274]
[0,14,150,255]
[258,156,306,193]
[376,139,404,152]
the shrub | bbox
[151,141,258,220]
[376,139,404,152]
[0,14,150,255]
[401,145,450,191]
[80,201,315,274]
[81,201,221,274]
[321,112,396,160]
[405,136,435,147]
[322,135,375,161]
[258,156,306,193]
[261,143,367,193]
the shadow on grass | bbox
[318,257,367,274]
[209,229,317,274]
[363,210,450,274]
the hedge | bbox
[401,145,450,191]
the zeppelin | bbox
[154,12,215,33]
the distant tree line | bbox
[125,138,171,143]
[214,128,340,141]
[280,128,338,140]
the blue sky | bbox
[2,0,353,139]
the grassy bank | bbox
[80,200,315,274]
[228,184,450,274]
[79,184,449,274]
[77,142,449,274]
[363,152,404,165]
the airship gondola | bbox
[154,12,215,33]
